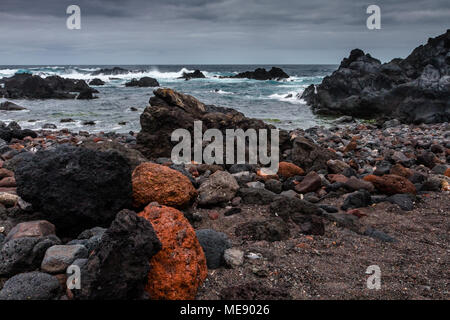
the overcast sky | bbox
[0,0,448,65]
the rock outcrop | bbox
[301,30,450,124]
[179,70,206,80]
[0,74,98,99]
[125,77,160,87]
[136,88,288,159]
[227,67,289,81]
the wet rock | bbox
[0,101,27,111]
[198,171,239,206]
[0,272,62,300]
[76,209,161,300]
[132,162,197,208]
[125,77,160,87]
[138,204,207,300]
[179,70,206,80]
[15,145,132,237]
[42,123,57,129]
[196,229,231,269]
[235,218,290,242]
[228,67,289,81]
[89,78,105,86]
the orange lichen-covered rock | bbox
[132,162,197,208]
[363,174,416,195]
[278,162,305,178]
[138,204,207,300]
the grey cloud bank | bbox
[0,0,448,64]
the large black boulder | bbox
[15,145,132,236]
[74,209,161,300]
[302,30,450,124]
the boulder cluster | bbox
[0,86,448,299]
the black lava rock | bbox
[75,210,161,300]
[196,229,231,269]
[15,145,132,237]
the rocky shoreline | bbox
[301,30,450,124]
[0,87,449,300]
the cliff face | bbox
[301,30,450,124]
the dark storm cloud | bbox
[0,0,448,64]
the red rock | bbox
[0,187,17,194]
[327,174,349,184]
[295,171,322,193]
[132,162,197,208]
[347,209,367,218]
[0,177,16,188]
[363,174,416,195]
[138,204,207,300]
[277,162,305,178]
[208,211,219,220]
[445,168,450,178]
[5,220,56,242]
[390,164,413,178]
[93,137,103,143]
[8,143,24,151]
[0,168,14,180]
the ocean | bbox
[0,65,338,133]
